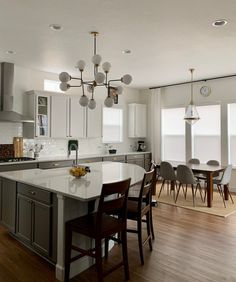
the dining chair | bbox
[213,165,233,208]
[188,158,200,164]
[196,160,220,202]
[64,178,131,282]
[126,169,155,265]
[158,161,177,199]
[175,165,203,206]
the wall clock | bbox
[200,86,211,97]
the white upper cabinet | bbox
[69,96,86,138]
[50,95,68,138]
[87,102,102,138]
[128,103,147,138]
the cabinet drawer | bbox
[126,154,144,160]
[103,155,125,162]
[78,157,103,163]
[38,160,73,169]
[17,183,51,205]
[0,163,38,172]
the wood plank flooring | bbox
[1,203,236,281]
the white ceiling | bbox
[0,0,236,89]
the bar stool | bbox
[64,178,131,282]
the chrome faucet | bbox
[68,143,79,166]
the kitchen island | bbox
[0,161,145,281]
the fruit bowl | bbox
[69,166,90,178]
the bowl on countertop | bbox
[109,149,117,154]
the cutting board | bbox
[13,137,23,157]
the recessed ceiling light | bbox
[122,49,131,54]
[212,19,228,27]
[49,24,63,31]
[5,50,16,55]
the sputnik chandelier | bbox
[59,31,132,109]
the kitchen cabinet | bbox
[16,183,56,260]
[69,96,86,138]
[0,163,37,172]
[51,95,68,138]
[0,178,17,232]
[79,157,103,164]
[103,155,126,162]
[128,104,147,138]
[87,103,102,138]
[126,154,145,168]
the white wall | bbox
[143,76,236,189]
[0,65,148,156]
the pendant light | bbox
[184,68,200,125]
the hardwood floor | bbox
[1,203,236,281]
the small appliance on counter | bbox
[137,141,146,152]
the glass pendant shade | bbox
[59,72,70,83]
[184,103,200,125]
[59,82,69,91]
[92,54,102,65]
[95,72,105,84]
[104,96,114,107]
[88,98,96,110]
[76,60,86,71]
[79,95,89,107]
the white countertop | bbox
[0,151,151,166]
[0,162,145,201]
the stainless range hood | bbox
[0,62,34,123]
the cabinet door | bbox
[135,104,146,138]
[1,178,16,232]
[32,201,51,256]
[126,159,145,168]
[69,96,86,138]
[36,95,50,137]
[17,194,32,244]
[128,104,147,138]
[51,95,68,138]
[87,103,102,138]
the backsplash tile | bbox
[0,122,22,144]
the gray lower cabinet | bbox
[79,157,103,164]
[126,154,145,168]
[0,178,17,232]
[16,183,57,261]
[0,163,37,172]
[102,155,126,162]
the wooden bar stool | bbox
[126,169,155,265]
[64,178,131,282]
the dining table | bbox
[158,161,226,208]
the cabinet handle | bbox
[28,190,36,195]
[53,163,59,167]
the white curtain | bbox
[150,88,162,163]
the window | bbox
[162,108,186,161]
[44,79,63,93]
[192,105,221,163]
[228,103,236,165]
[102,108,123,143]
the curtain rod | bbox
[149,74,236,90]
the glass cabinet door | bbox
[36,95,50,137]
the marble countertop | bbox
[0,151,151,166]
[0,162,145,201]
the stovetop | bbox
[0,157,36,163]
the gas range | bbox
[0,157,35,163]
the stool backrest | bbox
[207,160,220,166]
[160,161,176,181]
[177,165,196,185]
[138,169,155,210]
[97,178,131,230]
[188,158,200,164]
[220,165,232,185]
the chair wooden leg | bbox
[95,239,103,282]
[175,183,181,203]
[146,213,152,251]
[158,180,165,198]
[196,183,204,202]
[121,230,130,281]
[218,185,226,208]
[137,218,144,265]
[149,204,155,240]
[191,185,195,207]
[64,227,72,282]
[105,238,109,259]
[226,185,234,204]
